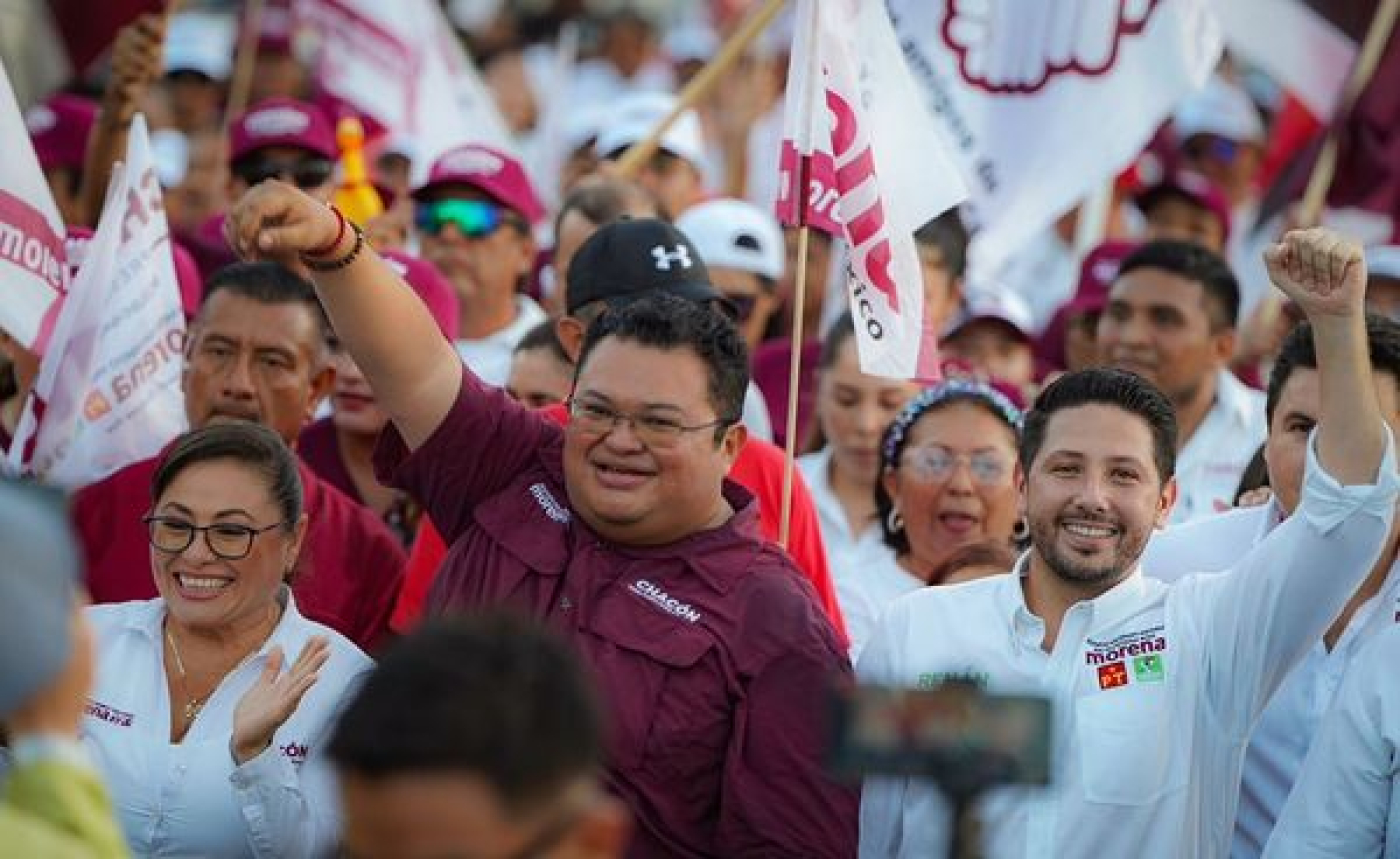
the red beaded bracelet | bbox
[304,205,347,259]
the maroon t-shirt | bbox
[374,373,858,858]
[73,454,406,652]
[298,417,360,503]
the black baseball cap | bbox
[565,218,723,316]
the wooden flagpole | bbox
[613,0,787,178]
[1297,0,1400,225]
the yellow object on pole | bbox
[333,116,385,226]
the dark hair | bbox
[577,293,749,434]
[800,314,860,454]
[201,262,333,346]
[1266,312,1400,424]
[513,320,573,366]
[913,209,970,280]
[555,177,662,236]
[930,539,1018,585]
[1115,239,1241,331]
[328,613,604,815]
[151,422,303,533]
[876,381,1023,554]
[1233,443,1269,505]
[1019,368,1178,485]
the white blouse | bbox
[82,590,373,858]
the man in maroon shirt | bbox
[227,183,859,857]
[72,262,406,652]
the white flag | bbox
[0,60,68,354]
[296,0,513,181]
[9,115,188,488]
[777,0,968,380]
[887,0,1221,278]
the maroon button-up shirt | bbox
[375,373,859,858]
[73,454,406,653]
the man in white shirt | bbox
[413,144,547,386]
[1142,312,1400,856]
[1097,239,1266,523]
[858,228,1398,858]
[1265,624,1400,858]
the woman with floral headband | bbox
[841,380,1024,658]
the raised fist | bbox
[1263,228,1366,321]
[943,0,1156,93]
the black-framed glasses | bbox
[143,515,288,561]
[901,445,1012,486]
[566,397,736,448]
[231,156,335,190]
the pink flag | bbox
[777,0,968,380]
[9,115,188,488]
[0,61,68,354]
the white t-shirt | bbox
[1145,498,1400,858]
[454,295,547,387]
[1265,624,1400,858]
[857,430,1398,859]
[82,592,372,858]
[1171,370,1267,525]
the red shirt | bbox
[375,374,858,858]
[391,405,847,639]
[72,455,406,653]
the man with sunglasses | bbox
[226,180,860,857]
[676,198,785,354]
[413,143,548,387]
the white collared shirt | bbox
[1171,370,1267,524]
[798,448,906,658]
[1264,624,1400,858]
[1144,497,1400,857]
[857,430,1398,859]
[82,591,373,858]
[454,295,548,387]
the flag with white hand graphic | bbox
[9,115,188,488]
[888,0,1221,280]
[0,59,68,354]
[777,0,968,380]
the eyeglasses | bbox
[143,515,288,561]
[231,156,335,190]
[566,397,736,448]
[901,445,1011,486]
[415,198,516,238]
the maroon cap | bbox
[1136,169,1232,244]
[26,94,98,172]
[1075,240,1139,308]
[413,144,545,226]
[380,249,461,341]
[228,98,336,162]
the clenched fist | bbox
[225,181,342,267]
[1263,228,1366,320]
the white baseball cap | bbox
[594,92,707,167]
[947,288,1034,343]
[163,12,235,81]
[1367,245,1400,280]
[677,198,785,281]
[1173,75,1266,145]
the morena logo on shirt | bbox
[85,700,134,728]
[280,742,309,764]
[628,579,702,623]
[529,482,570,523]
[1084,625,1167,666]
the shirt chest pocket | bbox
[1074,689,1188,806]
[584,595,730,777]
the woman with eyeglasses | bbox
[81,422,372,858]
[841,380,1023,658]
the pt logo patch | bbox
[1097,661,1129,690]
[1132,654,1165,683]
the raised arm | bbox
[225,181,463,450]
[1264,228,1381,484]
